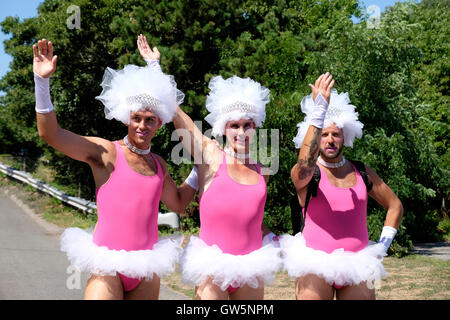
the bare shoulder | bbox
[364,164,394,198]
[363,164,383,185]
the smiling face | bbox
[224,119,256,153]
[126,109,162,148]
[319,123,344,160]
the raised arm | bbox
[291,73,334,202]
[33,39,112,165]
[137,35,217,165]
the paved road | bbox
[0,190,189,300]
[411,242,450,261]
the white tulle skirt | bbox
[60,227,183,280]
[280,233,387,287]
[179,236,283,291]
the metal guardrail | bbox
[0,161,179,229]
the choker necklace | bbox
[318,155,346,168]
[123,135,151,155]
[225,146,250,160]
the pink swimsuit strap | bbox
[93,141,164,252]
[199,151,267,255]
[302,163,369,253]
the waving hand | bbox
[33,39,58,78]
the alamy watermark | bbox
[66,265,81,290]
[367,5,381,29]
[66,5,81,30]
[170,121,279,176]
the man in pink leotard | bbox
[175,82,282,300]
[33,38,196,299]
[282,73,403,300]
[137,37,282,300]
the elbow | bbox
[392,198,404,224]
[37,127,49,141]
[171,197,187,215]
[176,199,191,215]
[398,200,404,219]
[38,129,54,146]
[172,206,184,215]
[37,123,59,145]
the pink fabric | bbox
[118,273,141,292]
[227,285,239,294]
[333,283,344,290]
[93,141,164,291]
[302,164,369,254]
[199,151,267,255]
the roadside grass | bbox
[160,254,450,300]
[0,173,96,229]
[377,254,450,300]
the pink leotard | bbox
[302,164,368,254]
[93,141,163,291]
[199,151,267,256]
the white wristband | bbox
[314,93,329,108]
[184,166,199,191]
[144,59,162,72]
[309,93,328,129]
[34,73,54,114]
[379,226,397,253]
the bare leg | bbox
[335,281,375,300]
[195,277,229,300]
[230,284,264,300]
[84,274,124,300]
[124,274,160,300]
[295,274,334,300]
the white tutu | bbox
[179,236,282,291]
[60,227,183,280]
[280,233,387,287]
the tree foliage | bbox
[0,0,448,250]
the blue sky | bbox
[0,0,415,81]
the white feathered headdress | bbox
[95,64,184,125]
[204,75,270,136]
[293,89,363,148]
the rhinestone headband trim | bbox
[126,93,161,109]
[325,105,343,119]
[221,101,255,114]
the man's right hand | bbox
[33,39,57,78]
[137,34,160,61]
[308,72,334,103]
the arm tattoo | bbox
[297,128,321,180]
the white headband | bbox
[204,75,270,136]
[96,64,184,125]
[293,89,363,148]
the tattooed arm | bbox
[291,73,334,205]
